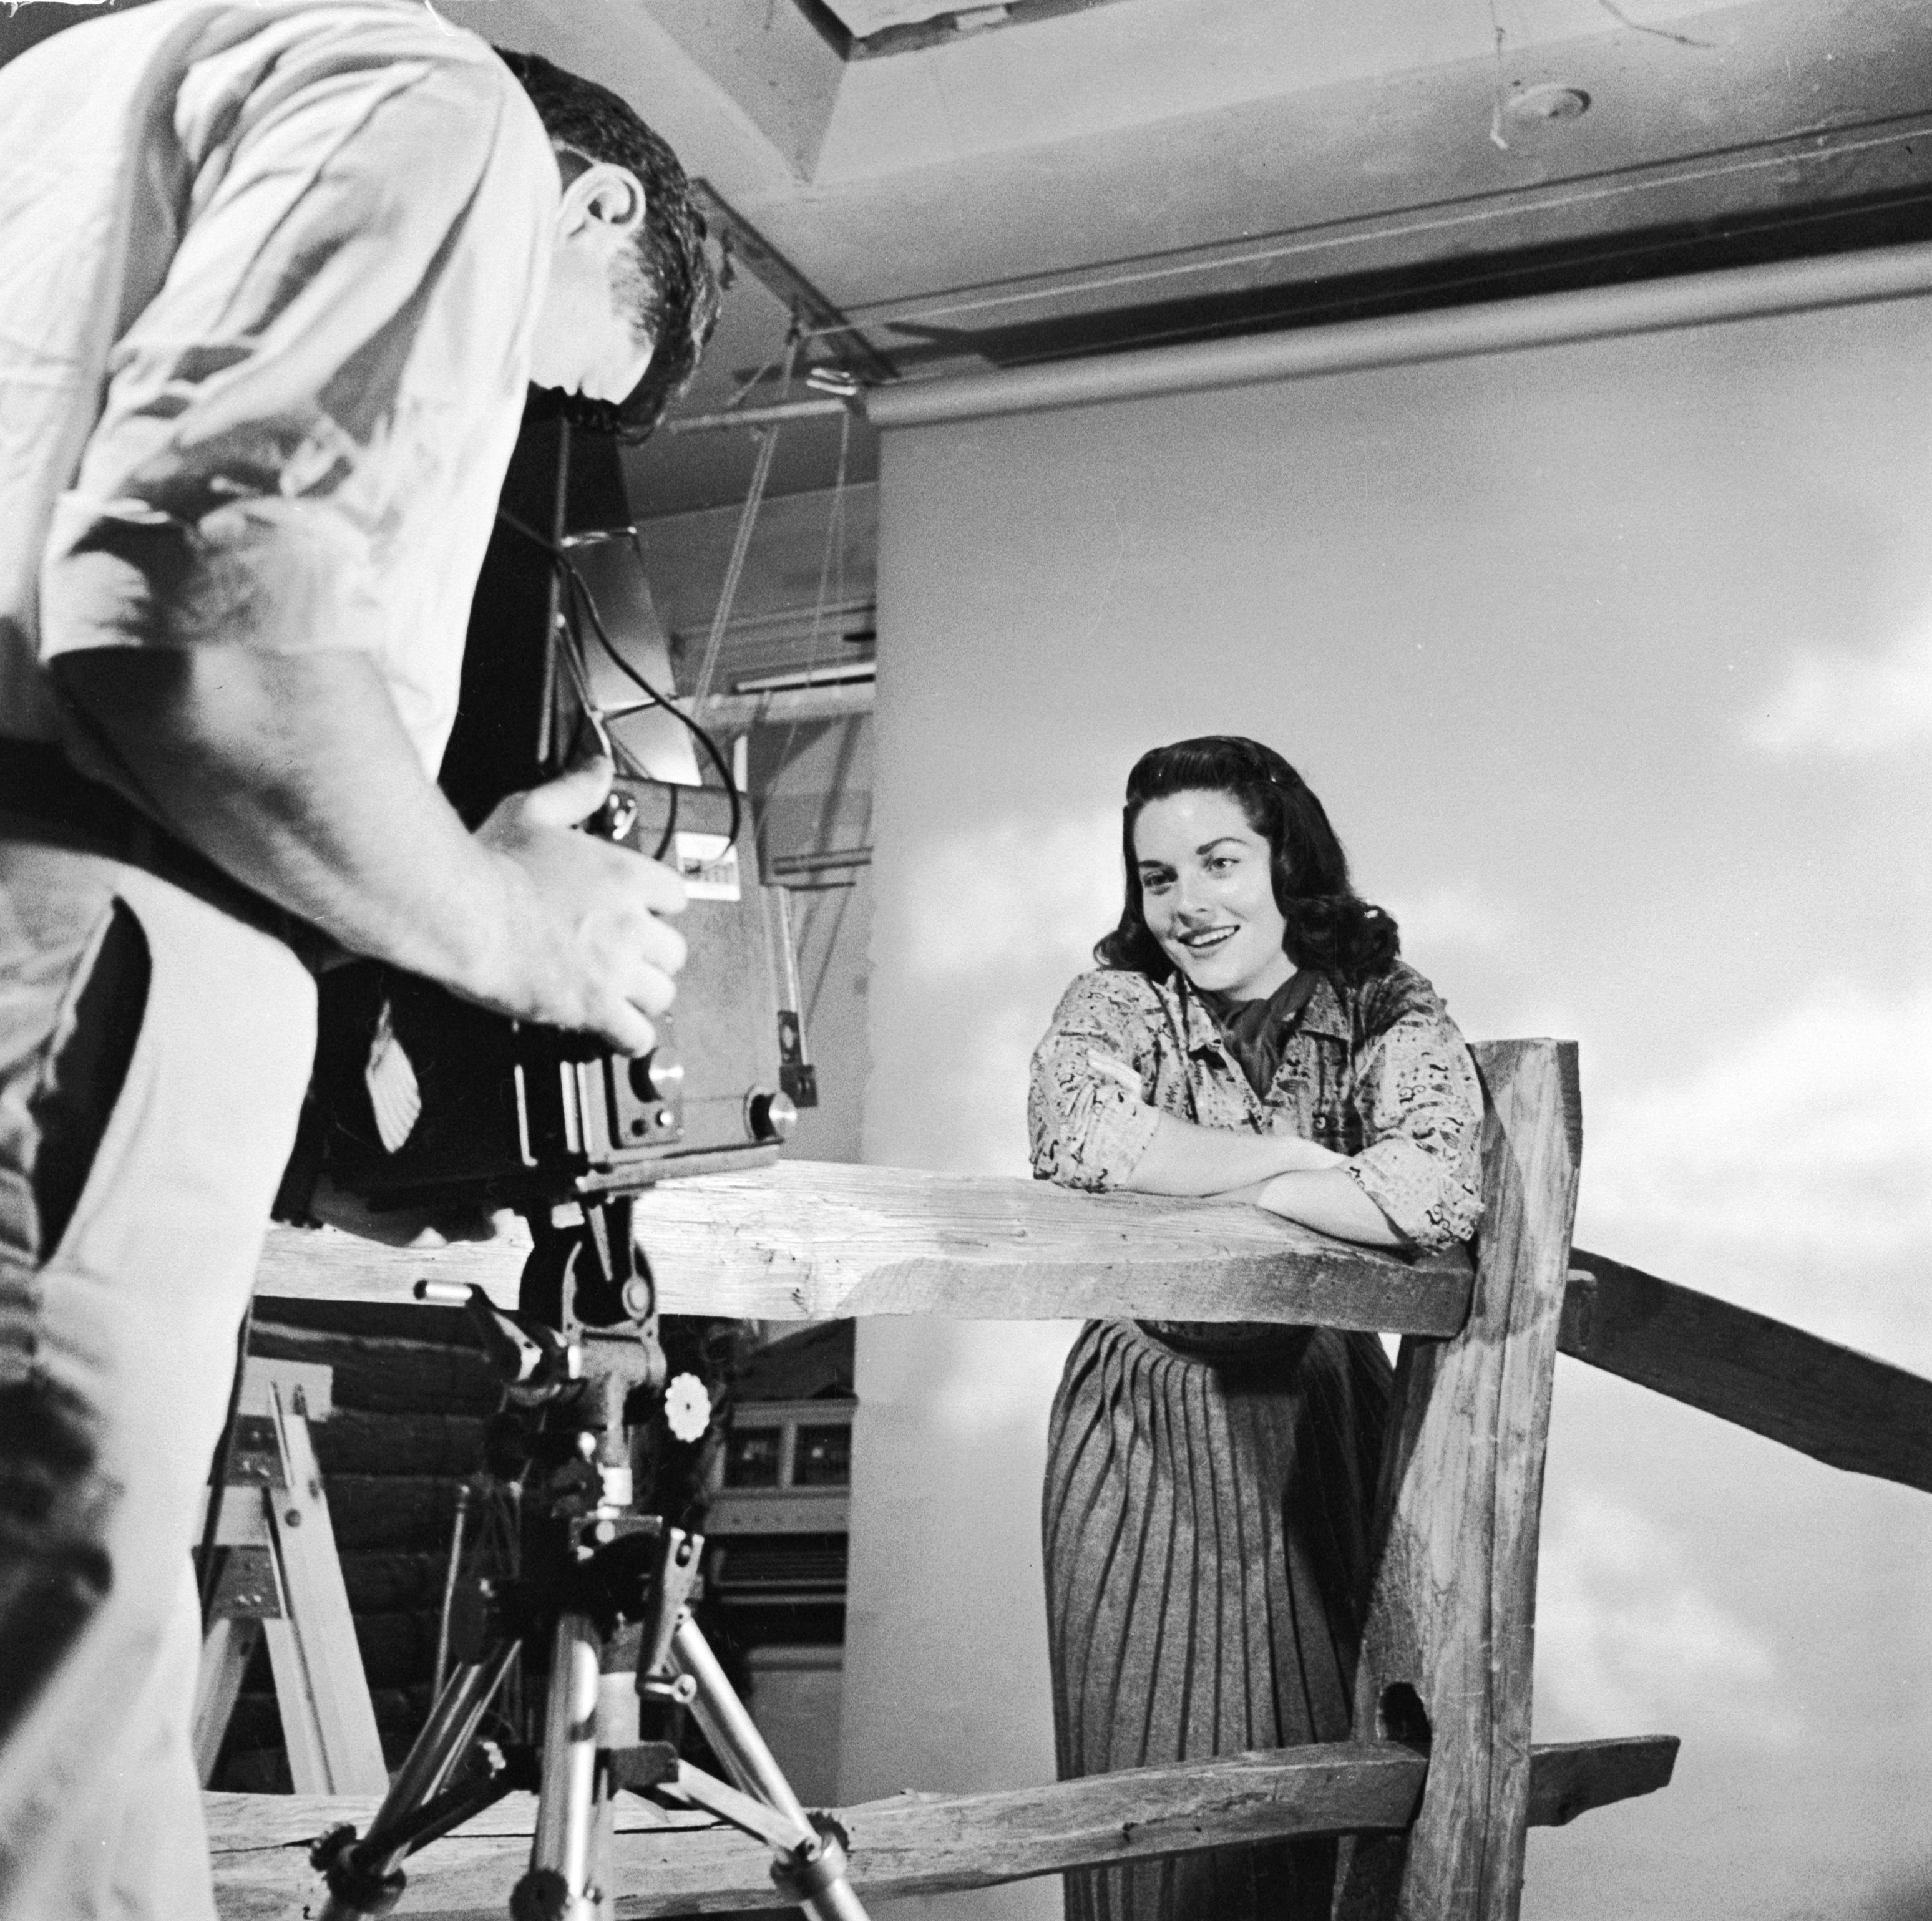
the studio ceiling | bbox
[10,7,1921,654]
[6,0,1929,515]
[445,0,1932,507]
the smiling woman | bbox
[1028,734,1484,1921]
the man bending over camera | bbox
[0,6,719,1914]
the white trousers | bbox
[0,837,315,1920]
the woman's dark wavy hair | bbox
[495,48,720,442]
[1096,736,1400,988]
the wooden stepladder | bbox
[192,1358,389,1796]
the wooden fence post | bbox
[1335,1038,1583,1921]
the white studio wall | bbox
[842,291,1932,1919]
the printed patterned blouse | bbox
[1028,962,1484,1252]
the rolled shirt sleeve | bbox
[1340,996,1485,1251]
[36,9,555,776]
[1029,972,1164,1190]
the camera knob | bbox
[627,1046,685,1104]
[745,1088,798,1143]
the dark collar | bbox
[1176,967,1350,1053]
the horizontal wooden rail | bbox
[205,1736,1675,1917]
[258,1161,1474,1335]
[258,1170,1932,1500]
[1561,1251,1932,1498]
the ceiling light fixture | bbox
[1505,84,1593,126]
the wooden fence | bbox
[212,1038,1932,1919]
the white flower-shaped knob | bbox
[664,1372,713,1444]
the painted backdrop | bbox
[841,291,1932,1920]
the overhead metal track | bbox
[865,236,1932,430]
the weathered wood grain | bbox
[1560,1252,1932,1496]
[255,1231,527,1313]
[1521,1736,1677,1828]
[798,1742,1429,1897]
[310,1411,489,1479]
[255,1162,1474,1335]
[337,1552,451,1615]
[254,1191,1932,1489]
[1338,1040,1584,1921]
[321,1477,464,1554]
[205,1736,1674,1918]
[249,1321,502,1415]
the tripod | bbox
[310,1214,866,1921]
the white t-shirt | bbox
[0,0,556,779]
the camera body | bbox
[309,779,810,1213]
[300,404,813,1221]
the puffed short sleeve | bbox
[1028,971,1166,1191]
[1340,972,1484,1250]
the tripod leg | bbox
[672,1614,870,1921]
[516,1610,607,1921]
[316,1647,515,1920]
[391,1646,517,1814]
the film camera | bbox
[295,401,817,1274]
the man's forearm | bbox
[56,646,519,988]
[50,645,685,1050]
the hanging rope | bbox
[690,324,800,710]
[773,400,854,781]
[691,424,782,709]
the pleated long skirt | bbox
[1042,1318,1393,1921]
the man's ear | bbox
[561,161,646,238]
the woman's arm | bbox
[1230,1169,1410,1247]
[1030,973,1340,1195]
[1121,1114,1342,1196]
[1241,981,1485,1252]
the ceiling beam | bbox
[694,182,900,385]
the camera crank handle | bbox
[413,1281,573,1393]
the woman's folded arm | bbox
[1121,1114,1340,1195]
[1233,1168,1413,1246]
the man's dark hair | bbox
[1096,734,1402,987]
[495,47,720,440]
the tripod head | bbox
[414,1245,706,1686]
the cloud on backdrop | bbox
[1577,982,1932,1361]
[1745,618,1932,758]
[1535,1487,1794,1749]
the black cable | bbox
[564,562,742,849]
[498,505,700,854]
[494,508,743,849]
[549,568,678,855]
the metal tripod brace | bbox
[309,1199,867,1921]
